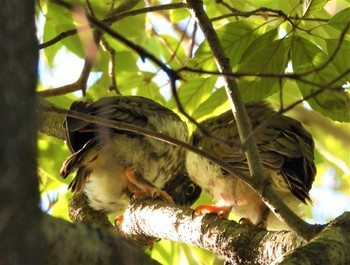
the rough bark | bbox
[42,214,159,265]
[119,200,350,265]
[0,1,43,264]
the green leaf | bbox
[158,34,187,69]
[237,32,288,102]
[169,77,217,115]
[186,20,265,76]
[116,72,166,105]
[112,13,146,39]
[303,0,328,17]
[292,36,350,122]
[328,7,350,32]
[170,8,191,22]
[326,39,350,80]
[191,87,230,120]
[114,51,139,73]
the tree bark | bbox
[42,214,160,265]
[0,2,160,263]
[0,1,42,264]
[119,200,350,265]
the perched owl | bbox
[186,102,316,230]
[60,96,201,216]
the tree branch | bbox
[66,191,350,264]
[118,199,350,264]
[42,213,159,265]
[119,199,306,265]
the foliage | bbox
[36,0,350,263]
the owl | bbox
[60,96,200,217]
[186,102,316,230]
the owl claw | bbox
[194,205,232,219]
[125,167,174,204]
[114,215,124,226]
[239,218,266,228]
[133,188,174,204]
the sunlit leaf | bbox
[169,77,217,115]
[237,31,288,102]
[191,87,230,120]
[186,20,266,76]
[303,0,327,17]
[326,39,350,81]
[328,7,350,32]
[291,36,350,122]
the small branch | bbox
[211,13,329,23]
[217,0,296,28]
[38,53,94,97]
[105,2,187,23]
[39,28,79,50]
[100,37,121,94]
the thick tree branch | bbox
[119,199,305,265]
[42,213,159,265]
[118,199,350,264]
[66,193,306,264]
[185,0,319,240]
[66,191,350,264]
[0,0,42,263]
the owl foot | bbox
[239,218,266,228]
[125,167,174,204]
[113,215,124,226]
[194,205,232,219]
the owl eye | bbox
[186,183,196,196]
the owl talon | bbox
[133,189,174,204]
[239,217,254,227]
[114,215,124,226]
[126,168,174,204]
[239,217,266,228]
[194,205,232,219]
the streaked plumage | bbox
[60,96,198,215]
[186,101,316,230]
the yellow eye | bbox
[186,183,196,196]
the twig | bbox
[188,20,198,58]
[100,37,121,94]
[104,2,187,23]
[217,0,296,28]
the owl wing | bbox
[192,102,316,204]
[64,96,184,153]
